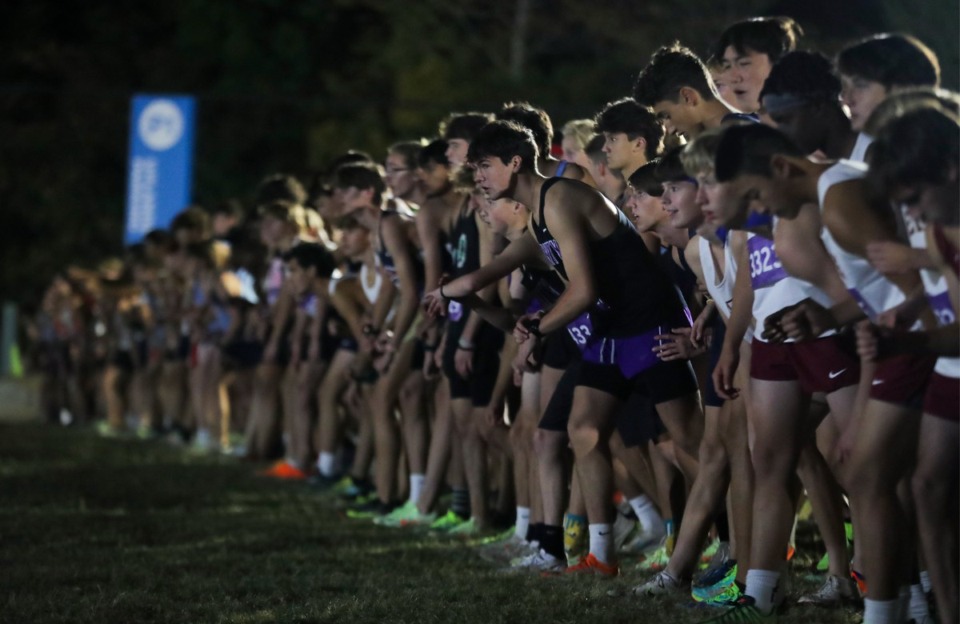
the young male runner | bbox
[712,17,803,114]
[595,98,665,187]
[469,120,703,575]
[713,124,933,623]
[633,43,748,140]
[863,102,959,623]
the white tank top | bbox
[817,160,906,320]
[699,236,753,343]
[904,209,960,379]
[747,230,832,343]
[848,133,873,163]
[361,258,396,324]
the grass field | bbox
[0,423,863,623]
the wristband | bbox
[423,343,438,352]
[526,318,543,339]
[457,338,475,350]
[439,284,448,299]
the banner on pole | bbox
[124,95,195,243]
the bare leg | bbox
[748,378,808,573]
[664,404,732,580]
[371,340,416,504]
[398,370,428,475]
[847,399,921,601]
[417,377,454,514]
[316,350,354,462]
[912,413,959,623]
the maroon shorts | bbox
[922,371,960,421]
[787,334,860,394]
[750,339,796,382]
[870,353,937,407]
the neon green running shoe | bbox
[447,517,478,536]
[697,580,743,607]
[429,510,468,532]
[374,500,436,527]
[477,527,515,546]
[637,539,671,572]
[700,538,721,567]
[699,596,776,622]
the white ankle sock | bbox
[863,598,900,624]
[408,474,425,504]
[745,569,780,614]
[909,583,930,621]
[514,507,531,540]
[628,495,663,532]
[588,523,614,564]
[317,452,336,477]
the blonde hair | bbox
[680,128,725,177]
[561,119,596,150]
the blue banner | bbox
[124,95,195,244]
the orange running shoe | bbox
[260,460,308,480]
[563,553,620,577]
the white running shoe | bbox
[797,574,859,606]
[507,548,565,574]
[633,570,689,596]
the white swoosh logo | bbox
[828,369,846,379]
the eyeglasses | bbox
[384,167,410,175]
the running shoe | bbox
[336,476,371,500]
[478,533,535,564]
[447,517,478,536]
[613,511,637,551]
[797,574,859,606]
[701,538,722,565]
[697,580,743,607]
[637,538,671,573]
[697,542,734,584]
[477,527,515,546]
[633,570,689,596]
[698,595,776,622]
[429,510,468,532]
[622,521,667,555]
[563,553,619,577]
[259,460,308,480]
[96,421,124,438]
[693,561,738,603]
[373,500,436,527]
[345,498,395,519]
[507,548,565,574]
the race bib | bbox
[565,309,595,347]
[747,236,788,289]
[448,300,464,322]
[928,290,957,327]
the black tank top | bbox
[520,264,566,307]
[532,178,689,336]
[449,199,480,279]
[377,210,425,291]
